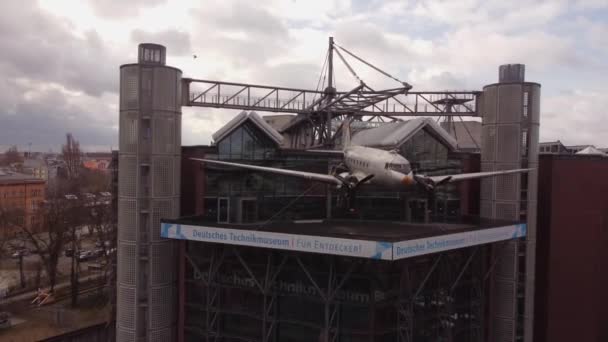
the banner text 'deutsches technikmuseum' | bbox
[160,222,526,260]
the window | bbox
[387,163,411,174]
[218,121,277,160]
[523,91,529,118]
[522,129,528,156]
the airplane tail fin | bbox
[341,119,352,150]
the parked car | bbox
[10,249,29,259]
[92,248,105,258]
[77,250,93,262]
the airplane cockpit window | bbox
[386,163,411,173]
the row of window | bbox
[0,189,43,198]
[347,157,369,169]
[539,145,561,153]
[385,163,409,173]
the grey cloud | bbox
[252,62,322,89]
[88,0,166,19]
[0,1,123,97]
[131,29,192,56]
[0,79,117,150]
[201,2,288,41]
[334,22,404,57]
[413,71,467,90]
[190,2,291,66]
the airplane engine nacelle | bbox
[338,172,351,179]
[338,172,359,187]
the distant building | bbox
[539,141,607,155]
[564,144,595,154]
[82,152,113,173]
[539,141,569,154]
[22,158,49,181]
[575,146,606,156]
[0,170,45,235]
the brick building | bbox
[0,170,46,235]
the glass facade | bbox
[217,121,278,160]
[203,121,463,224]
[183,243,488,342]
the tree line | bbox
[0,133,115,308]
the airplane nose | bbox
[401,175,415,186]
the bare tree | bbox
[19,198,78,292]
[66,198,87,307]
[61,133,82,180]
[0,206,11,255]
[0,205,26,288]
[87,198,116,308]
[2,145,23,166]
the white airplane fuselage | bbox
[342,145,415,188]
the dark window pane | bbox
[230,127,243,157]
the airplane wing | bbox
[426,168,533,184]
[306,149,345,156]
[191,158,343,186]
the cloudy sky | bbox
[1,0,607,152]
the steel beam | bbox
[185,79,479,117]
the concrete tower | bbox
[117,44,181,341]
[480,64,540,342]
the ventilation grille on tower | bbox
[483,86,497,124]
[492,316,515,342]
[141,68,153,111]
[492,280,516,319]
[153,115,176,154]
[117,286,137,329]
[118,243,137,285]
[118,199,137,241]
[530,87,541,123]
[152,200,173,241]
[153,68,177,111]
[496,125,520,163]
[150,286,173,327]
[495,202,518,220]
[152,157,174,196]
[116,329,135,342]
[151,242,174,285]
[119,155,137,197]
[120,112,138,153]
[481,126,496,162]
[498,84,522,123]
[120,67,139,110]
[495,241,517,279]
[495,172,519,201]
[149,327,173,342]
[480,200,493,218]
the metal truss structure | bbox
[185,79,478,118]
[183,37,481,148]
[182,243,499,342]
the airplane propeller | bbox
[334,174,375,212]
[413,174,452,193]
[335,173,375,190]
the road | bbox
[0,229,107,297]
